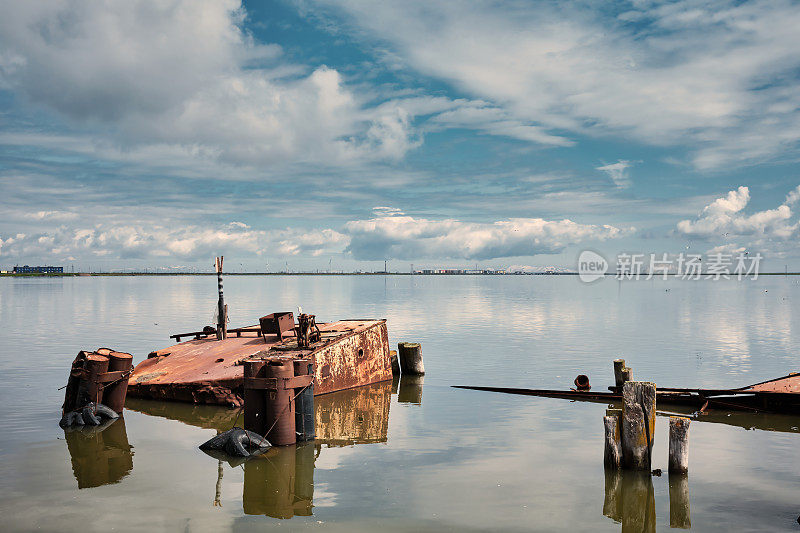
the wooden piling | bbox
[621,381,656,470]
[668,417,690,474]
[389,349,400,375]
[614,359,632,389]
[398,342,424,375]
[603,414,622,469]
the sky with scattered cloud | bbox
[1,0,799,271]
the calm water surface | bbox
[0,275,798,531]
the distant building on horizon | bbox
[12,265,64,274]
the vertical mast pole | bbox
[215,256,227,340]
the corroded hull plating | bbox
[128,320,391,406]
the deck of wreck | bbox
[128,319,391,406]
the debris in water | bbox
[199,427,271,457]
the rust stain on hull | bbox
[128,320,391,406]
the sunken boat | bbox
[127,257,393,408]
[127,313,392,407]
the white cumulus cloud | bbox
[344,214,628,260]
[676,185,799,241]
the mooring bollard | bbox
[263,358,297,446]
[613,358,632,389]
[669,417,690,474]
[621,381,656,470]
[103,351,133,414]
[398,342,424,375]
[83,353,110,406]
[603,411,622,469]
[293,359,315,442]
[669,473,691,529]
[243,360,267,436]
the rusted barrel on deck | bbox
[103,351,133,413]
[264,358,296,446]
[244,360,268,436]
[293,359,315,442]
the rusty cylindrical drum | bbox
[293,359,315,442]
[243,360,267,436]
[81,353,109,406]
[103,351,133,413]
[264,358,296,446]
[63,351,89,413]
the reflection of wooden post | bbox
[604,412,622,468]
[398,374,424,404]
[602,469,622,522]
[621,471,656,533]
[621,381,656,470]
[669,473,691,529]
[669,417,690,474]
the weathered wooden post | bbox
[621,381,656,470]
[604,408,622,469]
[669,417,690,474]
[669,473,691,529]
[614,358,632,389]
[398,342,424,375]
[214,256,227,340]
[389,349,400,375]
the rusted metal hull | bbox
[128,320,391,407]
[454,373,800,414]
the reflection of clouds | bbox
[2,275,800,530]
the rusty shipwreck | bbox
[128,314,392,407]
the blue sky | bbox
[1,0,799,272]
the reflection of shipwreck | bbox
[127,381,399,519]
[64,418,134,489]
[127,380,392,446]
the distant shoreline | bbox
[1,272,799,277]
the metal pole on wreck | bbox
[215,256,227,340]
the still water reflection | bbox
[107,380,411,519]
[2,275,799,531]
[64,418,133,488]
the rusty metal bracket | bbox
[243,374,313,390]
